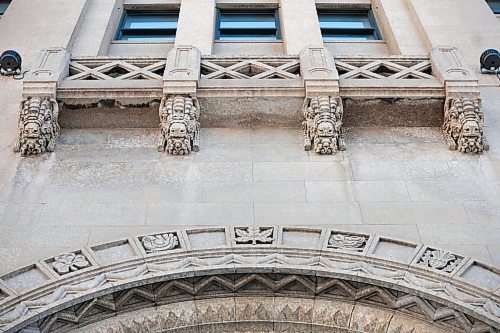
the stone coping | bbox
[0,227,498,332]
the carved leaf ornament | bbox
[235,226,274,245]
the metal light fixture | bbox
[0,50,22,76]
[480,49,500,74]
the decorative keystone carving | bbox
[141,233,179,253]
[303,96,346,154]
[158,95,200,155]
[417,248,462,273]
[328,233,367,251]
[52,253,90,275]
[235,226,274,245]
[14,97,60,156]
[443,97,489,154]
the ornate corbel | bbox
[443,97,489,153]
[158,95,200,155]
[431,47,489,154]
[14,97,60,156]
[14,48,69,156]
[302,96,346,154]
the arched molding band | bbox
[0,226,498,332]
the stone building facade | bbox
[0,0,499,332]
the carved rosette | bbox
[14,97,60,156]
[303,96,346,155]
[52,253,90,275]
[442,97,489,154]
[158,95,200,155]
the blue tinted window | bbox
[216,10,280,41]
[486,0,500,13]
[0,0,11,15]
[318,10,380,41]
[116,10,178,41]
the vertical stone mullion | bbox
[279,0,323,56]
[175,0,216,56]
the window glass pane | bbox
[318,10,380,41]
[486,0,500,13]
[124,15,177,30]
[120,35,174,41]
[217,10,279,40]
[0,0,11,15]
[116,10,178,41]
[318,14,371,29]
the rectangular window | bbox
[116,10,178,41]
[0,0,11,16]
[486,0,500,14]
[216,9,280,41]
[318,9,380,41]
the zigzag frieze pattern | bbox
[29,274,487,332]
[0,254,499,331]
[0,228,499,332]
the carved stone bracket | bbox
[14,97,60,156]
[158,95,200,155]
[161,46,202,154]
[300,46,345,155]
[443,97,489,153]
[15,48,70,156]
[302,95,346,154]
[431,47,488,154]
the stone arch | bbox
[0,226,498,332]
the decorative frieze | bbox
[335,58,434,80]
[1,228,499,333]
[303,96,346,154]
[14,97,60,156]
[52,253,90,275]
[443,97,489,154]
[158,95,200,155]
[141,233,179,253]
[234,226,274,245]
[417,248,462,273]
[200,58,300,80]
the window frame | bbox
[115,9,179,41]
[215,8,281,41]
[486,0,500,14]
[317,9,381,41]
[0,0,11,16]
